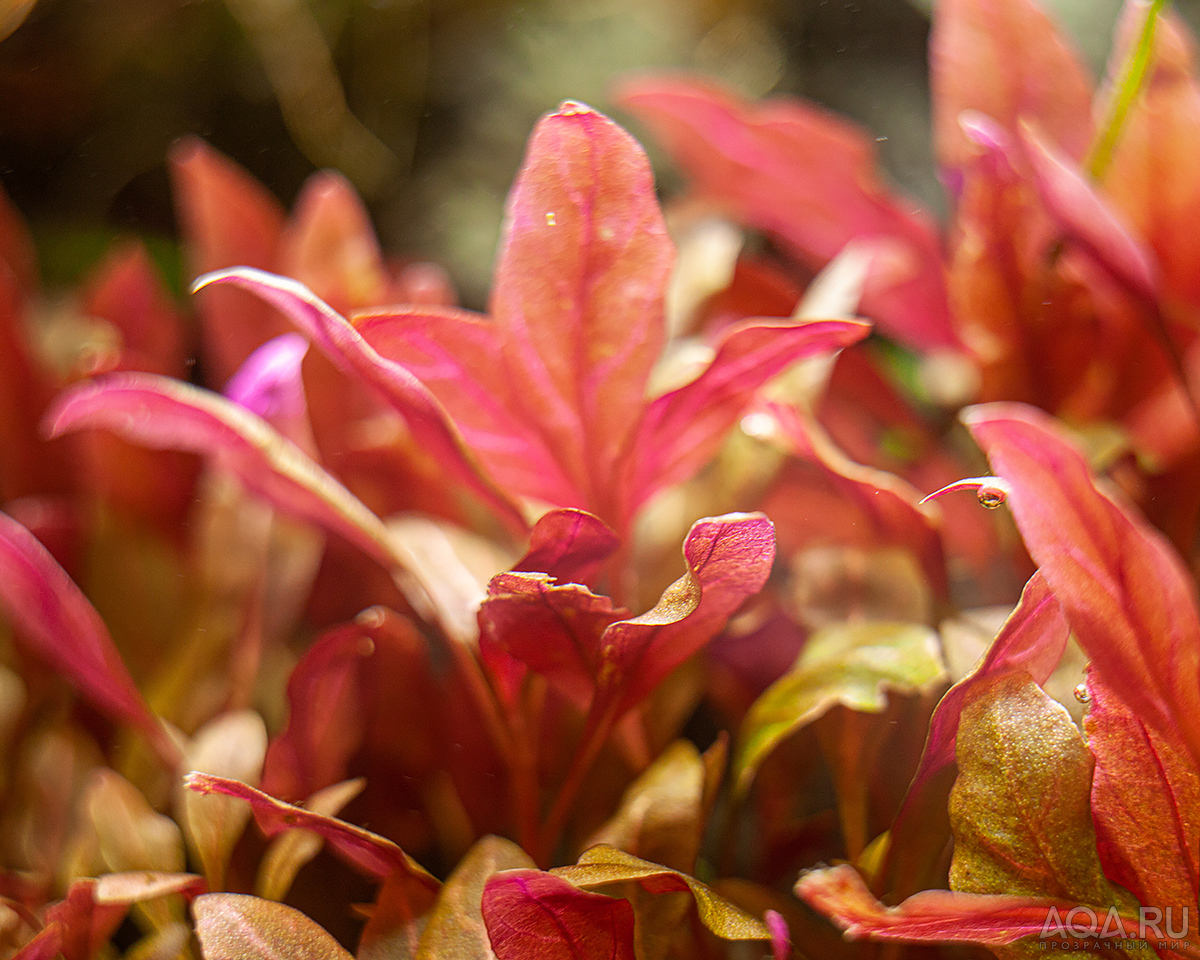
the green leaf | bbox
[734,621,946,796]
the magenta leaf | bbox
[512,508,620,586]
[490,101,674,521]
[45,373,397,571]
[1018,122,1159,302]
[222,333,310,429]
[620,318,869,519]
[0,511,176,765]
[615,76,956,350]
[183,773,440,893]
[192,268,527,532]
[481,870,637,960]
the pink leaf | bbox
[481,870,637,960]
[1018,122,1159,301]
[0,510,175,765]
[621,318,869,519]
[615,76,955,350]
[184,773,440,892]
[193,268,527,532]
[353,306,580,508]
[223,333,310,429]
[490,101,674,519]
[45,373,397,571]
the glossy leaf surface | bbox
[192,894,352,960]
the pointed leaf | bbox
[45,373,398,570]
[1018,122,1158,301]
[482,870,637,960]
[616,77,955,350]
[734,621,946,796]
[192,893,352,960]
[490,101,673,516]
[183,773,440,893]
[621,318,868,518]
[552,845,771,942]
[929,0,1094,170]
[83,769,186,876]
[412,835,535,960]
[0,510,174,764]
[193,269,526,531]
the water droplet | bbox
[545,212,556,226]
[977,484,1008,509]
[1074,683,1091,704]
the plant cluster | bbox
[1,1,1199,959]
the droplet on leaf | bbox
[977,484,1008,509]
[1073,682,1090,704]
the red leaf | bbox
[796,864,1111,946]
[194,269,527,532]
[512,508,620,586]
[490,101,673,520]
[620,318,868,519]
[170,137,287,386]
[615,76,955,350]
[481,870,637,960]
[192,893,352,960]
[929,0,1094,171]
[45,372,398,570]
[0,510,175,764]
[183,773,440,893]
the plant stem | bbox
[1086,0,1170,181]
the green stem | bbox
[1085,0,1170,181]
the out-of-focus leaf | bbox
[256,778,364,902]
[734,621,946,796]
[170,138,286,387]
[45,373,397,569]
[490,101,673,523]
[512,508,619,587]
[192,893,352,960]
[183,773,440,893]
[481,870,637,960]
[929,0,1094,170]
[192,269,527,532]
[1018,122,1158,301]
[553,845,771,942]
[766,909,790,960]
[616,77,955,350]
[586,740,706,873]
[177,710,268,891]
[123,921,190,960]
[964,403,1200,913]
[0,511,175,765]
[760,402,949,600]
[408,835,534,960]
[948,673,1152,958]
[223,333,311,444]
[796,865,1125,946]
[81,769,185,877]
[620,318,868,519]
[261,606,437,801]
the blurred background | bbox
[0,0,1197,308]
